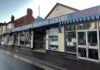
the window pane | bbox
[77,24,85,30]
[78,32,86,45]
[48,28,59,35]
[65,32,76,53]
[88,49,98,59]
[66,25,76,31]
[86,22,97,29]
[48,28,59,51]
[78,48,86,57]
[88,31,97,46]
[49,45,58,51]
[49,36,58,51]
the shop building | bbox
[45,3,79,54]
[1,8,35,48]
[1,3,100,62]
[13,8,35,48]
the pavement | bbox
[1,46,100,70]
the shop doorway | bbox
[33,29,46,50]
[77,30,99,61]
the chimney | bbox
[11,15,15,22]
[27,8,33,16]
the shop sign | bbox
[49,15,68,24]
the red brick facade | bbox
[15,8,35,27]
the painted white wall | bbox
[58,26,65,52]
[46,4,77,19]
[0,26,3,35]
[2,25,7,33]
[7,23,14,29]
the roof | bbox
[15,15,34,27]
[62,5,100,24]
[33,16,44,23]
[0,23,6,25]
[45,3,79,19]
[0,22,8,26]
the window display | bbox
[48,28,58,51]
[20,31,31,47]
[65,32,76,53]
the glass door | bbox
[87,30,98,60]
[77,31,87,58]
[77,30,99,60]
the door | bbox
[34,29,46,49]
[77,31,87,58]
[87,30,98,60]
[77,30,99,61]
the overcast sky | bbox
[0,0,100,22]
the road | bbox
[0,50,44,70]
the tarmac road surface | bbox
[0,50,44,70]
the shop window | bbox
[48,28,59,35]
[49,36,58,41]
[88,31,97,46]
[49,36,58,51]
[88,49,98,59]
[65,32,76,53]
[13,34,18,45]
[77,22,97,30]
[78,48,86,57]
[48,28,58,51]
[77,23,85,30]
[49,45,58,51]
[66,25,76,31]
[78,32,86,45]
[20,32,31,47]
[86,22,97,29]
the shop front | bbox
[20,31,32,48]
[65,20,100,61]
